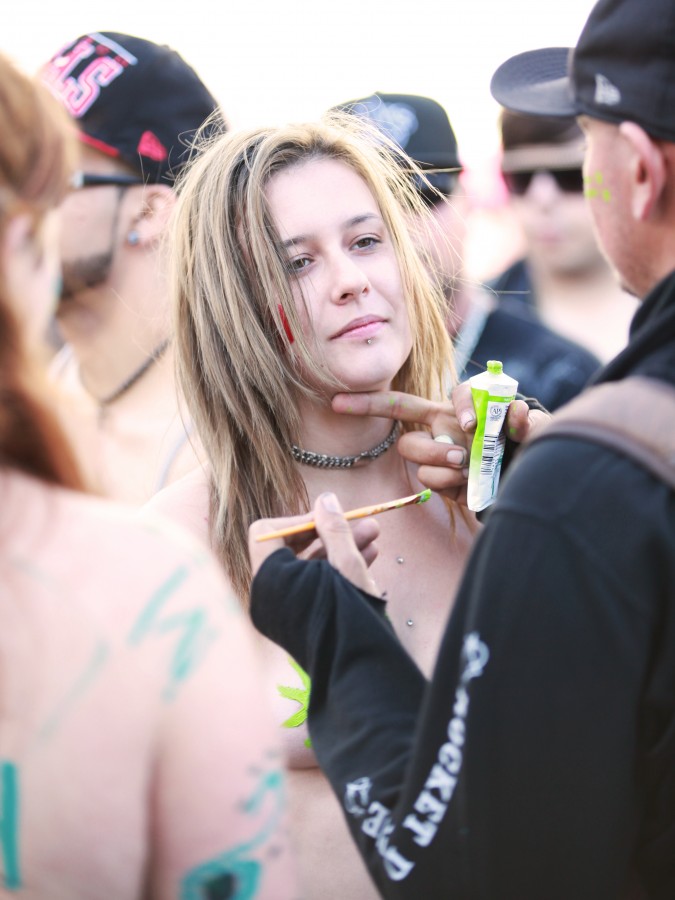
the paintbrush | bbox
[254,488,433,542]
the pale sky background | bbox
[5,0,594,166]
[2,0,596,275]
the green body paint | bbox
[38,640,109,740]
[277,658,312,748]
[128,566,219,702]
[0,761,20,890]
[180,767,285,899]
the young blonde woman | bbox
[0,54,296,899]
[150,115,479,898]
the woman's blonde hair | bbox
[171,113,456,602]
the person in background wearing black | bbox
[490,108,639,362]
[247,0,675,897]
[40,32,221,503]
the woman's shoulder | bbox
[2,470,236,633]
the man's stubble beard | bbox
[59,251,114,303]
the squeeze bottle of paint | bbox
[467,360,519,512]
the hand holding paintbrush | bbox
[248,489,433,594]
[254,488,432,542]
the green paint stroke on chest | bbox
[0,761,20,890]
[128,566,219,702]
[277,657,312,747]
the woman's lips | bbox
[332,317,385,340]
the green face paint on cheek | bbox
[584,171,612,202]
[0,761,21,890]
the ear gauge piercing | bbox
[127,230,140,246]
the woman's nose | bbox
[329,252,370,304]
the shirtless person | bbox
[39,32,222,503]
[0,53,296,898]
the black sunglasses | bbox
[502,167,584,196]
[70,172,145,190]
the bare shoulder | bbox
[4,471,231,623]
[141,463,211,547]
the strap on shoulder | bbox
[526,376,675,489]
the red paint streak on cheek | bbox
[278,304,295,343]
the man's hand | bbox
[332,390,471,502]
[332,384,551,504]
[248,494,381,595]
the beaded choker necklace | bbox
[291,422,399,469]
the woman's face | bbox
[265,156,413,393]
[3,209,62,345]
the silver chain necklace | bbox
[291,422,399,469]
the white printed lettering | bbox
[439,741,463,774]
[425,763,457,803]
[402,812,437,847]
[414,789,447,823]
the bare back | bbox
[0,470,296,899]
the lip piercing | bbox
[366,338,373,345]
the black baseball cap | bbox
[337,92,462,197]
[490,0,675,144]
[41,31,221,185]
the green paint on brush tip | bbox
[417,488,432,503]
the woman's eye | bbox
[353,236,380,251]
[287,256,311,272]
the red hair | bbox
[0,54,84,490]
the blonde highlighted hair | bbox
[171,113,456,601]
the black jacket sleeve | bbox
[251,436,674,900]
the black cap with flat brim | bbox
[490,48,576,118]
[489,0,675,144]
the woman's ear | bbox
[619,121,667,221]
[126,184,176,247]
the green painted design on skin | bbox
[128,567,219,702]
[0,761,20,890]
[277,657,312,748]
[179,766,286,899]
[584,171,612,202]
[38,640,109,740]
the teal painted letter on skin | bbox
[0,761,20,890]
[128,566,219,701]
[180,767,285,899]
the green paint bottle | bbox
[468,360,519,512]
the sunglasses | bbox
[70,172,145,190]
[502,167,584,196]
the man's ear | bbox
[619,121,667,221]
[128,184,176,246]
